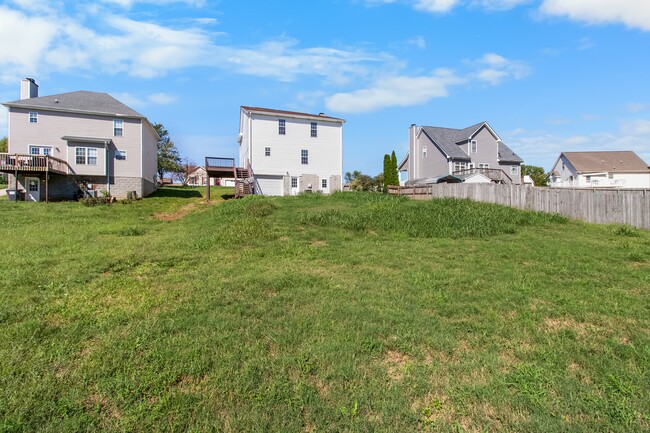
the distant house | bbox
[548,151,650,189]
[1,78,158,201]
[187,165,234,187]
[398,121,524,185]
[238,106,345,195]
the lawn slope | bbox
[1,188,649,432]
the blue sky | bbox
[1,0,649,175]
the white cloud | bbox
[0,5,388,85]
[101,0,205,7]
[540,0,650,32]
[413,0,459,13]
[0,7,58,83]
[471,0,531,10]
[407,36,427,49]
[625,103,647,113]
[621,119,650,135]
[110,92,177,108]
[472,53,531,85]
[0,106,8,136]
[325,69,463,113]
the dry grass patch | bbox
[384,350,411,381]
[153,203,199,221]
[543,317,599,336]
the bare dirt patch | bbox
[153,203,199,221]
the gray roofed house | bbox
[1,78,160,202]
[399,121,525,185]
[4,91,145,118]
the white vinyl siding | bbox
[422,146,427,158]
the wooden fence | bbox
[388,184,650,229]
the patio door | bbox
[26,177,40,202]
[291,177,299,195]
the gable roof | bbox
[241,106,345,123]
[4,91,144,118]
[561,151,650,173]
[420,121,523,163]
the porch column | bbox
[205,157,210,202]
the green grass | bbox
[1,187,649,432]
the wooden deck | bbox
[204,156,252,200]
[453,167,513,184]
[0,153,70,175]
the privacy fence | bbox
[388,184,650,229]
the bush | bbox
[81,196,111,207]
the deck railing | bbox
[0,153,70,174]
[205,157,235,169]
[453,167,513,184]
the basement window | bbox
[322,179,327,188]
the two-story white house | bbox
[399,121,524,185]
[1,78,159,201]
[548,151,650,189]
[238,106,345,196]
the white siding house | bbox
[238,106,345,196]
[548,151,650,189]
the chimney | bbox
[20,78,38,100]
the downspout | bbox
[106,140,111,196]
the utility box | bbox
[6,190,17,201]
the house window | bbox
[279,119,286,135]
[265,147,271,157]
[510,166,519,176]
[561,161,565,171]
[291,177,298,188]
[422,146,427,158]
[322,179,327,188]
[75,147,97,165]
[116,150,127,160]
[29,146,51,155]
[311,122,317,138]
[29,112,38,123]
[608,173,614,179]
[478,163,489,169]
[453,162,466,173]
[471,140,477,153]
[301,149,308,165]
[114,119,123,137]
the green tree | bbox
[382,154,391,192]
[390,151,399,186]
[346,170,382,191]
[0,136,7,153]
[521,165,548,186]
[153,123,181,182]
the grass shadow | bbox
[221,194,236,200]
[151,187,203,199]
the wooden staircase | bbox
[234,166,252,198]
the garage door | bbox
[255,176,284,196]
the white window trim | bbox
[114,119,124,137]
[470,140,477,154]
[279,119,286,135]
[291,177,298,188]
[510,165,519,175]
[422,146,427,158]
[311,122,317,138]
[265,147,271,157]
[301,149,308,165]
[321,178,327,188]
[29,112,38,123]
[478,163,489,169]
[75,147,98,165]
[28,145,52,156]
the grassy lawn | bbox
[1,187,648,432]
